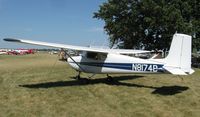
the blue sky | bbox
[0,0,108,48]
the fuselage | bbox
[68,53,166,74]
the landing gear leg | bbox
[106,74,113,82]
[76,71,90,84]
[76,71,81,80]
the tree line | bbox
[94,0,200,52]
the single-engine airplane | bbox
[3,33,194,80]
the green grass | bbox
[0,53,200,117]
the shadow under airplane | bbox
[19,75,189,96]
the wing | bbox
[3,38,150,54]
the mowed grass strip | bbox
[0,53,200,117]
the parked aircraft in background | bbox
[7,49,35,55]
[15,49,35,54]
[0,48,35,55]
[0,49,8,55]
[3,33,194,81]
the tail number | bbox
[132,64,158,72]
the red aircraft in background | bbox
[7,49,35,55]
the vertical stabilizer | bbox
[164,33,194,75]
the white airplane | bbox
[3,33,194,80]
[0,50,8,55]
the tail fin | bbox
[164,33,194,75]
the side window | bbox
[86,52,107,60]
[87,52,98,59]
[98,53,107,60]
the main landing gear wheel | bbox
[106,74,113,82]
[75,72,90,84]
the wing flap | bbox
[3,38,150,54]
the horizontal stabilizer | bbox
[164,66,187,75]
[189,69,195,74]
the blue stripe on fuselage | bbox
[80,62,132,70]
[77,62,164,72]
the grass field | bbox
[0,53,200,117]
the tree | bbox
[94,0,200,51]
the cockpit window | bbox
[86,52,107,60]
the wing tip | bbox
[3,38,21,42]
